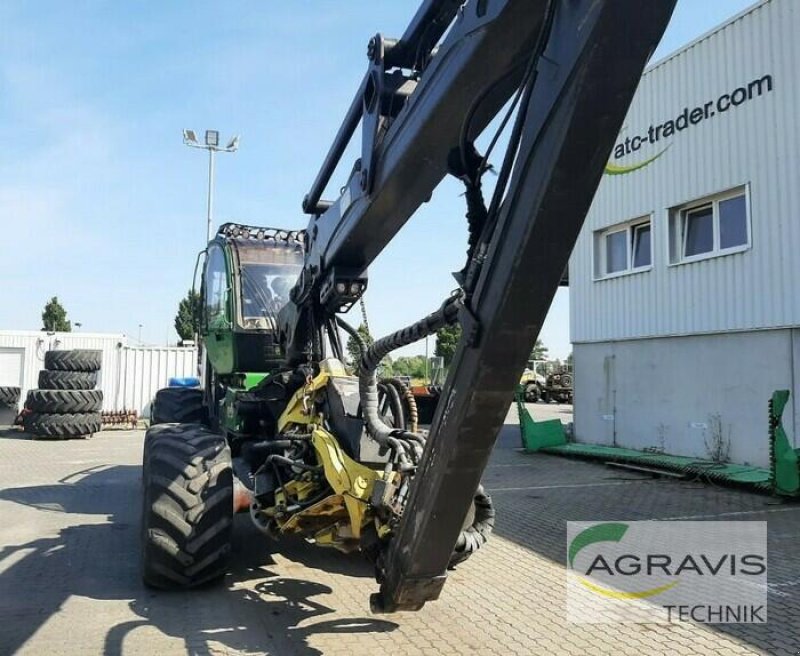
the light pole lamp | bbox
[183,129,240,244]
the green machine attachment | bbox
[769,390,800,497]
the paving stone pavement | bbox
[0,411,798,655]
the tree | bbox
[435,324,462,366]
[174,290,202,341]
[566,352,573,368]
[41,297,71,332]
[346,323,373,367]
[390,356,427,379]
[530,339,548,361]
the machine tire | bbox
[23,412,102,438]
[449,486,494,568]
[26,389,103,414]
[140,423,233,589]
[44,349,102,372]
[151,387,206,425]
[38,370,97,390]
[561,374,573,388]
[524,383,541,403]
[0,386,21,407]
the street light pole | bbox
[183,129,239,245]
[206,148,215,244]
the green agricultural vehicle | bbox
[200,224,305,431]
[140,0,675,612]
[143,223,491,592]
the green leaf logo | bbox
[604,145,670,176]
[569,522,629,568]
[569,522,679,599]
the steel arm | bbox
[289,0,676,611]
[281,0,546,360]
[374,0,677,612]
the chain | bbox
[359,296,371,338]
[301,311,314,415]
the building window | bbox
[670,186,749,264]
[594,216,652,279]
[632,223,652,269]
[605,229,628,274]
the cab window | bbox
[204,245,229,325]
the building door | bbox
[0,347,24,387]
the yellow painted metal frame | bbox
[277,358,347,432]
[274,358,384,545]
[310,426,381,539]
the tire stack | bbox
[0,386,21,412]
[24,350,103,439]
[0,386,21,427]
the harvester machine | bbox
[142,0,676,612]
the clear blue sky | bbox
[0,0,756,356]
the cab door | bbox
[202,244,235,374]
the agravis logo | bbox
[566,521,767,624]
[568,522,678,599]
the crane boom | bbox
[282,0,677,611]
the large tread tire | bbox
[449,486,495,569]
[23,412,102,438]
[141,423,233,589]
[0,386,21,407]
[524,383,541,403]
[38,370,98,390]
[44,349,102,372]
[151,387,206,425]
[26,389,103,413]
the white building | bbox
[569,0,796,467]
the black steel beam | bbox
[302,75,366,215]
[301,1,462,216]
[305,0,542,279]
[385,0,463,69]
[373,0,677,611]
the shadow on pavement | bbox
[0,427,30,441]
[0,464,396,655]
[490,421,800,656]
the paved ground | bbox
[1,404,798,655]
[514,400,573,425]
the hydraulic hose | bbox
[449,485,495,568]
[386,377,418,434]
[378,380,406,431]
[357,294,460,448]
[337,293,459,467]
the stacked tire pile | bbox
[0,386,21,413]
[24,350,103,439]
